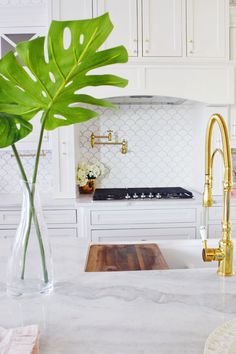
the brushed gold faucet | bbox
[201,113,233,276]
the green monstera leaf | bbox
[0,113,32,148]
[0,13,128,131]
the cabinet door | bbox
[186,0,227,58]
[93,0,138,57]
[142,0,183,57]
[54,0,93,20]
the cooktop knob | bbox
[140,193,146,199]
[132,193,139,199]
[148,192,154,198]
[125,193,131,199]
[156,193,162,199]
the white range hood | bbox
[84,62,234,105]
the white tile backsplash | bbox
[78,103,200,189]
[0,150,53,194]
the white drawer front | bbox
[0,211,20,225]
[91,227,196,243]
[208,224,236,239]
[209,206,236,222]
[48,228,77,238]
[0,229,15,239]
[0,209,77,225]
[91,208,196,225]
[44,210,77,224]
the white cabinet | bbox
[53,0,92,20]
[78,203,200,242]
[93,0,228,59]
[186,0,228,58]
[0,208,78,239]
[142,0,183,57]
[93,0,138,57]
[207,205,236,238]
[93,0,183,58]
[92,227,196,242]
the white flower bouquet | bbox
[76,162,105,189]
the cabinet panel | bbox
[0,228,77,238]
[142,0,182,57]
[209,206,236,222]
[208,224,236,239]
[48,228,77,237]
[187,0,227,58]
[92,227,196,242]
[91,208,196,225]
[0,209,77,225]
[93,0,138,57]
[58,0,92,20]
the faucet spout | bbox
[202,114,234,276]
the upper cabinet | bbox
[186,0,228,58]
[92,0,228,60]
[93,0,138,57]
[53,0,93,20]
[142,0,183,57]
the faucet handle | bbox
[200,225,224,262]
[200,226,207,242]
[200,226,208,256]
[107,130,113,141]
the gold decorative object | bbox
[90,131,128,154]
[79,179,96,194]
[202,113,234,276]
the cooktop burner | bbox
[93,187,193,201]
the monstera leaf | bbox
[0,113,32,148]
[0,13,128,131]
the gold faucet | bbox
[202,113,233,276]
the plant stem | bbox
[32,114,46,184]
[11,144,33,279]
[11,144,28,183]
[30,111,49,283]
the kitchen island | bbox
[0,237,236,354]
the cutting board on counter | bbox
[85,243,169,272]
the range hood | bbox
[108,95,186,105]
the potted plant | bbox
[0,13,128,296]
[77,162,105,193]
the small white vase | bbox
[6,180,53,297]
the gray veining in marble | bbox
[0,237,236,354]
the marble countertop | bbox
[0,238,236,354]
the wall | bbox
[77,101,205,192]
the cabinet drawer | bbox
[91,227,196,243]
[0,209,77,225]
[0,229,15,239]
[91,208,196,225]
[44,210,77,224]
[209,207,236,222]
[48,228,77,238]
[0,228,77,239]
[0,211,20,225]
[208,224,236,239]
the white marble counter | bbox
[0,238,236,354]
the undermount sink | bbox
[158,239,219,270]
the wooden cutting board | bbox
[85,243,169,272]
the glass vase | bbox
[7,180,53,297]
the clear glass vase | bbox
[7,180,53,297]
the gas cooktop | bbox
[93,187,193,201]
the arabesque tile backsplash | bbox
[78,103,199,190]
[0,103,202,194]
